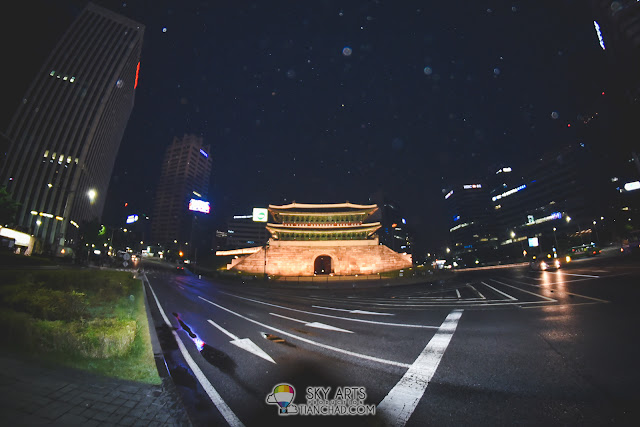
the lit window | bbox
[50,71,55,76]
[59,154,64,163]
[52,152,56,159]
[63,76,68,81]
[67,157,71,163]
[47,183,53,188]
[75,158,79,164]
[70,77,75,83]
[44,150,49,157]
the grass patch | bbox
[0,269,160,384]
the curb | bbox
[139,272,194,426]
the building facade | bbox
[0,3,144,246]
[443,182,492,265]
[151,134,212,252]
[226,202,412,276]
[225,214,269,249]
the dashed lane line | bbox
[218,292,439,329]
[311,305,395,316]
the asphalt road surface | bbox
[142,254,640,426]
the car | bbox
[529,253,561,271]
[569,244,601,258]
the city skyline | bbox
[1,0,637,252]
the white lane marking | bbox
[490,279,557,302]
[554,272,600,278]
[377,310,463,426]
[219,292,438,329]
[521,302,602,309]
[497,277,610,303]
[198,296,411,369]
[143,276,244,427]
[207,320,276,364]
[481,281,517,301]
[455,289,461,299]
[311,305,395,316]
[466,284,486,299]
[270,313,354,333]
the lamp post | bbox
[263,242,268,280]
[552,227,559,253]
[592,220,600,245]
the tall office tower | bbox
[151,134,212,249]
[443,182,491,265]
[0,3,144,247]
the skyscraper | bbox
[0,3,144,247]
[151,134,212,250]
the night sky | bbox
[2,1,610,251]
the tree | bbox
[0,186,20,226]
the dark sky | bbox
[2,1,610,251]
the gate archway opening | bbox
[314,255,332,275]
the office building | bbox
[443,182,492,264]
[374,200,413,255]
[151,134,212,251]
[0,3,144,247]
[225,214,269,249]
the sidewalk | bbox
[0,351,191,426]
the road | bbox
[142,254,640,426]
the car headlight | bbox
[565,256,571,262]
[554,260,560,268]
[540,262,547,270]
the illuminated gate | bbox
[314,255,332,275]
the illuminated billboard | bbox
[189,199,210,214]
[126,214,139,224]
[253,207,268,222]
[528,237,539,247]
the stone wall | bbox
[230,242,412,276]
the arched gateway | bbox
[221,202,413,276]
[314,255,332,275]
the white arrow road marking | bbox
[269,313,354,333]
[199,297,411,368]
[311,305,395,316]
[143,276,244,427]
[220,292,437,329]
[377,309,463,427]
[207,320,276,364]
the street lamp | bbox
[552,227,559,252]
[87,189,97,204]
[592,220,600,245]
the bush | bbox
[0,309,137,358]
[1,282,88,321]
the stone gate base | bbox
[229,239,412,276]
